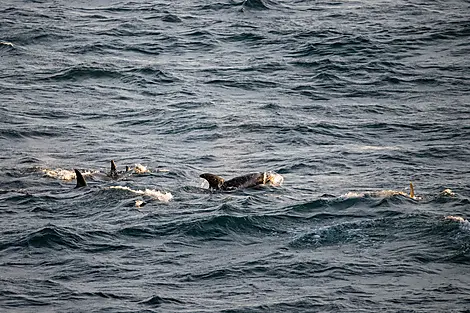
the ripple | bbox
[17,225,85,250]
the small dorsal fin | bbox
[109,160,120,178]
[111,160,117,172]
[111,160,118,175]
[409,182,415,198]
[74,169,87,188]
[200,173,225,190]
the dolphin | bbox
[73,160,132,188]
[200,172,284,190]
[73,167,172,204]
[109,160,131,179]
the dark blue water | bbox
[1,0,470,312]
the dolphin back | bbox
[223,172,264,189]
[200,173,225,190]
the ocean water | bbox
[1,0,470,312]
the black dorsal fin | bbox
[109,160,119,178]
[200,173,225,190]
[74,169,87,188]
[111,160,117,173]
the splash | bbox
[265,171,284,187]
[341,189,420,200]
[440,189,455,197]
[355,145,402,151]
[445,215,470,231]
[445,215,465,223]
[133,164,150,174]
[109,186,173,202]
[42,168,96,181]
[0,41,14,47]
[342,190,407,198]
[135,200,145,208]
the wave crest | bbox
[108,186,173,202]
[42,168,96,181]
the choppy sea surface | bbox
[1,0,470,312]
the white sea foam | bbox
[341,190,418,200]
[42,168,96,181]
[445,215,470,231]
[349,145,403,152]
[0,41,14,47]
[341,191,368,199]
[109,186,173,202]
[133,164,150,174]
[266,171,284,187]
[440,189,455,197]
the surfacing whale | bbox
[200,171,284,190]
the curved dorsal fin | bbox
[200,173,225,190]
[74,169,87,188]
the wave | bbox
[0,41,15,55]
[289,35,380,58]
[124,44,163,55]
[223,32,266,43]
[0,224,129,253]
[39,65,177,85]
[61,42,121,55]
[182,214,286,238]
[140,295,184,306]
[445,216,470,232]
[7,225,85,250]
[118,210,288,239]
[205,78,278,90]
[161,14,182,23]
[288,218,383,249]
[72,291,128,300]
[241,0,277,10]
[0,128,62,140]
[286,208,470,265]
[42,66,121,82]
[0,41,14,46]
[108,186,173,203]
